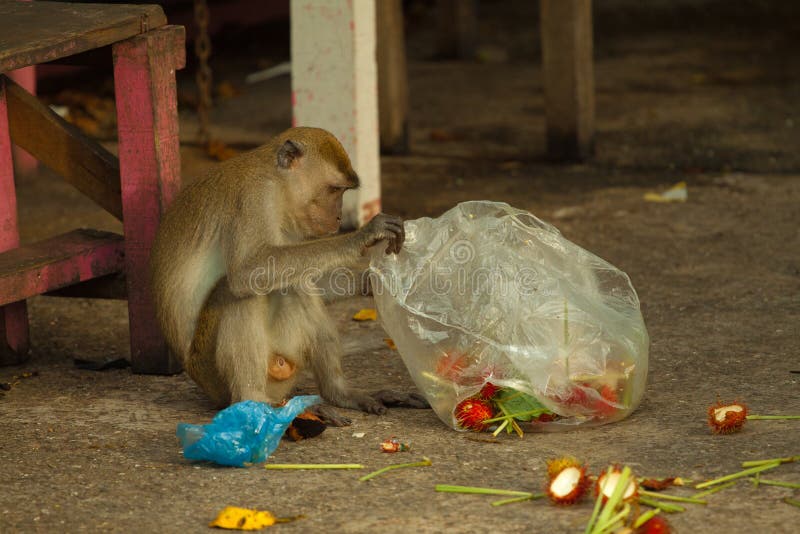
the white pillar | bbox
[291,0,381,228]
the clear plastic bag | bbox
[369,201,648,432]
[176,395,320,467]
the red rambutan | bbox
[478,382,500,400]
[454,397,495,432]
[636,515,671,534]
[435,351,470,383]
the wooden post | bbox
[291,0,381,227]
[540,0,595,161]
[437,0,478,59]
[377,0,409,154]
[8,67,37,175]
[112,26,185,374]
[0,76,30,365]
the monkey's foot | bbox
[309,404,352,427]
[371,390,430,409]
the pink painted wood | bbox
[0,77,30,365]
[113,26,185,374]
[0,230,125,306]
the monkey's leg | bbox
[216,296,295,404]
[307,320,388,417]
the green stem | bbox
[638,490,706,504]
[741,455,800,468]
[746,415,800,420]
[492,419,509,437]
[491,493,546,506]
[633,508,660,529]
[435,484,532,497]
[264,463,363,470]
[749,478,800,490]
[785,497,800,508]
[483,409,549,424]
[595,466,632,529]
[584,467,608,534]
[694,461,781,489]
[691,480,736,499]
[594,503,630,534]
[359,457,431,482]
[637,496,685,513]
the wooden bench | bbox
[0,1,185,374]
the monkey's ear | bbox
[277,139,303,169]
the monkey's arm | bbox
[226,213,403,298]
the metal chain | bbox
[194,0,213,145]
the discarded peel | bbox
[548,465,589,505]
[708,401,748,434]
[597,467,639,502]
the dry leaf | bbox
[209,506,276,530]
[384,338,397,350]
[207,140,241,162]
[644,181,687,203]
[216,81,241,100]
[430,128,454,142]
[352,309,377,321]
[640,477,678,491]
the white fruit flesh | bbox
[714,405,743,422]
[599,472,636,500]
[551,467,582,497]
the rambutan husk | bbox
[546,465,589,505]
[707,401,748,434]
[546,456,582,479]
[596,466,639,502]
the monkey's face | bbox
[307,183,348,236]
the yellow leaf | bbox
[643,181,687,203]
[352,309,377,321]
[384,338,397,350]
[209,506,276,530]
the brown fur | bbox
[150,127,409,413]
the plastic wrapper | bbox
[176,395,320,467]
[369,201,648,432]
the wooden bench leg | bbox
[112,26,185,374]
[540,0,595,161]
[0,77,30,365]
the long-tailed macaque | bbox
[150,127,426,421]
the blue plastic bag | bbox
[176,395,321,467]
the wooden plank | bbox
[291,0,381,227]
[4,75,123,220]
[377,0,409,154]
[0,229,125,305]
[437,0,478,59]
[0,76,29,365]
[0,2,166,73]
[113,26,185,375]
[540,0,595,161]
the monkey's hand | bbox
[357,213,405,255]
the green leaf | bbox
[495,389,550,421]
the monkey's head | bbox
[276,127,360,237]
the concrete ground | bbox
[1,1,799,532]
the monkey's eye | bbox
[328,185,347,194]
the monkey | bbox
[149,126,427,422]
